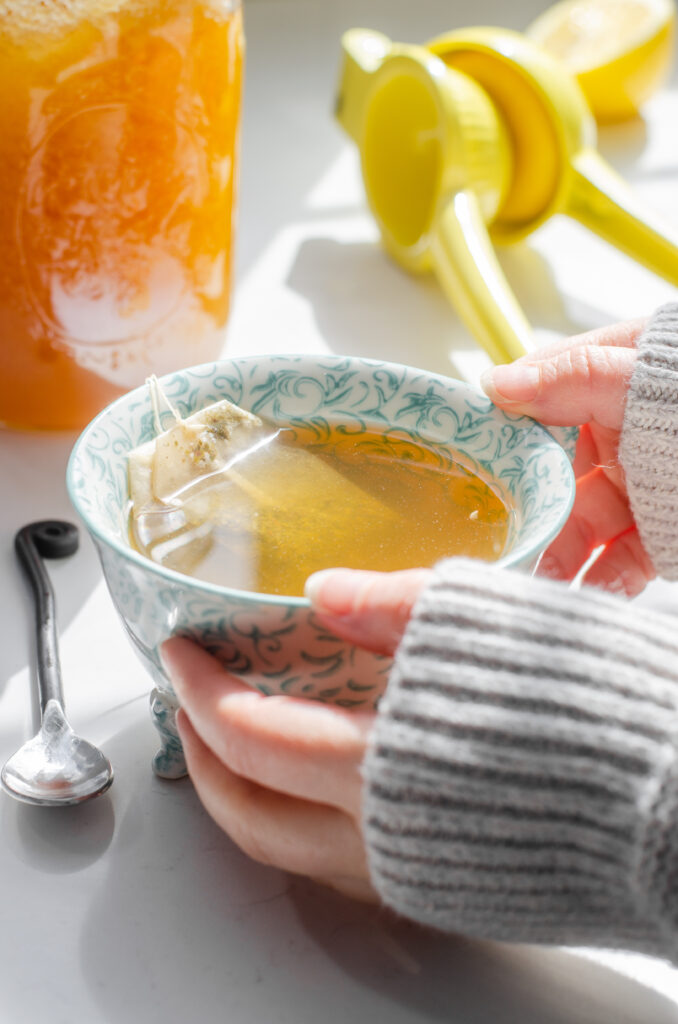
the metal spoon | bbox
[1,521,114,806]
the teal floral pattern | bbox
[67,355,575,778]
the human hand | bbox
[161,568,432,900]
[481,319,655,595]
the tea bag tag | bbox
[128,377,268,511]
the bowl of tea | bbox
[68,354,576,777]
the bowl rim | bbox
[66,352,576,607]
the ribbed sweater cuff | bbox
[620,301,678,579]
[363,559,678,958]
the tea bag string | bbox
[147,375,182,436]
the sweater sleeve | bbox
[620,301,678,579]
[362,562,678,959]
[362,302,678,959]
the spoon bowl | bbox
[1,521,114,807]
[2,699,113,806]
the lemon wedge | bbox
[527,0,676,122]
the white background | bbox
[2,1,678,1021]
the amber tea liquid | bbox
[0,0,243,429]
[130,426,514,596]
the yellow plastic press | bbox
[336,29,532,364]
[336,27,678,365]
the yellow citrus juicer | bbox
[336,29,533,365]
[428,25,678,259]
[336,27,678,365]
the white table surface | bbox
[3,1,678,1021]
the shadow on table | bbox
[285,234,615,378]
[0,792,115,872]
[72,719,678,1024]
[290,882,678,1024]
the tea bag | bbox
[127,378,274,575]
[128,376,273,511]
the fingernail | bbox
[304,568,362,617]
[481,362,541,403]
[158,639,174,677]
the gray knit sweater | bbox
[363,302,678,960]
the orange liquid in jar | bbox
[0,0,244,430]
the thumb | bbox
[304,568,433,656]
[480,344,637,429]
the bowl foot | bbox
[150,687,187,779]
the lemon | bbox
[526,0,676,122]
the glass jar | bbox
[0,0,244,429]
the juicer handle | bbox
[568,149,678,287]
[431,189,532,365]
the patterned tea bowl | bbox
[67,354,576,778]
